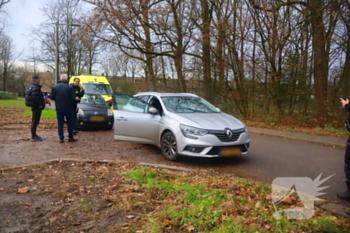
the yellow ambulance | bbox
[69,75,113,106]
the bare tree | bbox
[0,0,11,33]
[211,0,252,116]
[189,0,214,102]
[32,0,87,80]
[0,0,10,9]
[150,0,196,92]
[83,0,180,91]
[338,1,350,98]
[0,33,14,91]
[248,0,340,125]
[12,63,31,95]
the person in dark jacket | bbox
[70,77,84,134]
[338,98,350,200]
[50,74,77,143]
[25,76,45,142]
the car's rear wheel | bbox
[161,132,179,161]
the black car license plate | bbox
[90,116,105,122]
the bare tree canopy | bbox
[0,0,11,10]
[4,0,350,128]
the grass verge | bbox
[1,161,349,232]
[0,99,56,119]
[113,167,350,232]
[0,99,57,131]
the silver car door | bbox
[114,97,161,144]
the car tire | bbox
[161,132,179,161]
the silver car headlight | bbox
[180,124,208,139]
[77,108,84,115]
[244,124,249,134]
[107,109,113,116]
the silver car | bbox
[113,92,250,161]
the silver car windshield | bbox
[82,84,112,95]
[161,96,219,113]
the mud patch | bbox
[0,160,148,232]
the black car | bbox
[76,93,114,130]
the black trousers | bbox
[31,107,42,138]
[73,106,78,131]
[345,136,350,190]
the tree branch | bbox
[248,0,308,12]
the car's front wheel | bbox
[161,132,179,161]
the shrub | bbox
[0,92,17,100]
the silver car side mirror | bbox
[148,107,159,115]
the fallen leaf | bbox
[164,220,172,225]
[6,220,11,223]
[281,197,293,205]
[0,188,4,191]
[187,223,195,232]
[125,215,135,219]
[255,201,261,208]
[265,193,272,201]
[50,217,57,222]
[17,187,29,194]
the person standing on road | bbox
[338,98,350,201]
[25,76,45,142]
[70,77,84,134]
[50,74,78,143]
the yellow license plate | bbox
[221,147,241,157]
[90,116,105,122]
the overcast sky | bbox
[3,0,50,60]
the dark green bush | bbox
[0,92,18,100]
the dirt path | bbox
[0,128,168,169]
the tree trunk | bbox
[340,24,350,99]
[310,0,328,126]
[2,62,7,91]
[201,0,212,102]
[142,1,156,91]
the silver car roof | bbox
[135,92,198,98]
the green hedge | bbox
[0,92,17,100]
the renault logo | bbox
[225,129,233,139]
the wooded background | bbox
[1,0,350,127]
